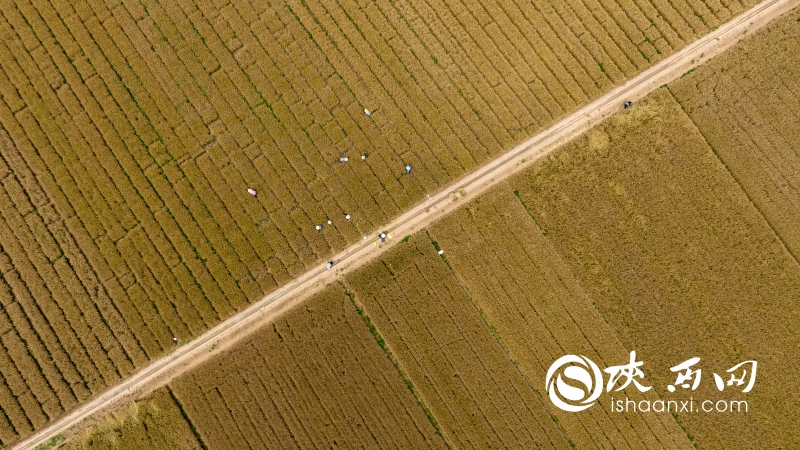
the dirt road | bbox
[17,0,799,447]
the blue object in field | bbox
[405,165,412,174]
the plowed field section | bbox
[346,234,570,449]
[428,185,691,449]
[169,285,444,449]
[510,88,800,449]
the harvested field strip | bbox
[346,233,571,449]
[170,284,444,449]
[429,185,691,449]
[62,387,202,450]
[510,87,800,449]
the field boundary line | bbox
[16,0,799,447]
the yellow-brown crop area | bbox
[52,10,800,448]
[0,0,762,443]
[427,186,690,449]
[168,284,444,449]
[510,85,800,448]
[62,387,199,450]
[346,233,571,448]
[663,15,800,446]
[670,13,800,262]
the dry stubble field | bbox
[0,0,765,444]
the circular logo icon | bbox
[545,355,603,412]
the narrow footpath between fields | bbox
[16,0,799,447]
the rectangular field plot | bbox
[346,233,571,449]
[671,9,800,264]
[510,88,800,449]
[169,285,444,449]
[428,185,691,449]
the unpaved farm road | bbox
[18,0,799,447]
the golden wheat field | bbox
[510,86,800,448]
[428,186,691,449]
[347,233,572,449]
[0,0,797,446]
[62,10,800,447]
[0,0,766,444]
[670,11,800,261]
[144,79,800,447]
